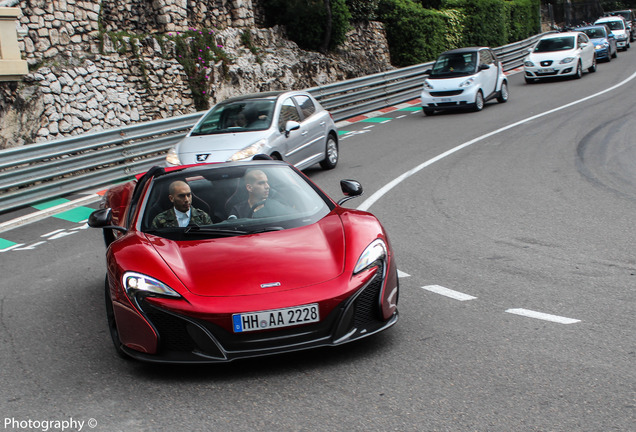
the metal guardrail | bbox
[0,33,547,213]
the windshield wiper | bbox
[248,227,285,234]
[183,225,248,236]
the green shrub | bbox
[378,0,450,66]
[508,0,540,41]
[261,0,351,51]
[443,0,509,47]
[346,0,380,21]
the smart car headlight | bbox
[560,57,575,64]
[354,239,387,274]
[459,77,475,88]
[123,272,181,299]
[422,79,434,90]
[229,139,267,161]
[166,147,181,166]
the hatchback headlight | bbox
[422,79,434,90]
[354,239,387,274]
[123,272,181,299]
[229,139,267,161]
[560,57,575,64]
[166,147,181,166]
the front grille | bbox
[142,305,197,352]
[430,90,463,97]
[540,60,553,66]
[436,102,459,107]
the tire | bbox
[574,61,582,79]
[423,107,434,116]
[104,276,130,360]
[473,90,484,112]
[588,56,597,73]
[496,81,509,103]
[319,134,338,170]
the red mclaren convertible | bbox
[89,160,399,363]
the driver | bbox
[228,169,288,219]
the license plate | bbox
[232,304,319,333]
[439,98,451,102]
[539,68,555,73]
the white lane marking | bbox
[0,243,25,252]
[357,70,636,211]
[422,285,477,301]
[506,308,580,324]
[42,229,66,237]
[13,241,47,250]
[397,270,410,278]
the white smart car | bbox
[420,47,509,116]
[523,32,596,83]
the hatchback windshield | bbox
[191,99,275,135]
[430,52,477,77]
[582,28,607,39]
[140,164,333,239]
[534,36,575,52]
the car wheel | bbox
[588,56,597,73]
[319,134,338,170]
[104,276,130,359]
[574,61,582,79]
[496,81,509,103]
[473,90,484,112]
[423,107,434,116]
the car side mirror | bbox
[579,42,589,49]
[337,179,363,206]
[88,208,128,233]
[284,120,300,137]
[478,64,490,71]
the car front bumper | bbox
[117,264,399,363]
[524,62,578,79]
[420,86,481,110]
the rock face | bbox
[0,0,393,149]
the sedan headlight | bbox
[228,139,267,161]
[559,57,575,64]
[422,79,434,90]
[166,147,181,166]
[524,60,535,67]
[123,272,181,299]
[354,239,387,274]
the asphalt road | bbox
[1,50,635,432]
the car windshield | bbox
[191,99,275,135]
[534,36,575,52]
[612,12,631,21]
[429,52,477,78]
[582,28,606,39]
[140,164,333,239]
[602,20,624,30]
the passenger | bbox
[228,169,289,218]
[151,180,212,228]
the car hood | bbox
[527,50,576,61]
[177,132,271,163]
[589,37,609,44]
[425,75,476,90]
[146,213,345,297]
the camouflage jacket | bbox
[151,207,212,228]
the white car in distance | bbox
[523,32,597,83]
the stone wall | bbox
[0,0,393,149]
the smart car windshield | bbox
[190,99,275,135]
[140,164,334,239]
[429,52,477,78]
[534,36,575,52]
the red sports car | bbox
[89,160,399,363]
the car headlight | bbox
[228,139,267,161]
[422,79,434,90]
[123,272,181,299]
[166,147,181,166]
[618,34,627,40]
[524,60,534,67]
[354,239,387,274]
[459,77,475,88]
[560,57,575,64]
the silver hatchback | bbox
[166,91,339,170]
